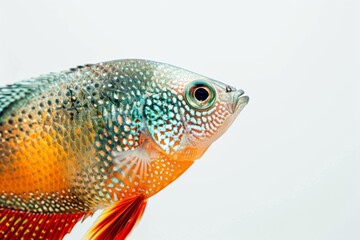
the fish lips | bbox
[231,90,249,114]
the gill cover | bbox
[144,80,218,155]
[144,90,186,154]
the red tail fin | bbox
[0,208,85,240]
[86,195,147,240]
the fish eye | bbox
[194,87,209,102]
[185,80,216,110]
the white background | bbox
[0,0,359,239]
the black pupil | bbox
[194,87,209,102]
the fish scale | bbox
[0,59,249,239]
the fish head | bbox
[144,63,249,161]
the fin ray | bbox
[86,195,147,240]
[0,208,85,240]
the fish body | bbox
[0,59,249,239]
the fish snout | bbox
[232,89,249,114]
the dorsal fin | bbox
[0,74,60,117]
[86,195,147,240]
[0,208,86,239]
[0,64,98,118]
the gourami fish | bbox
[0,59,249,240]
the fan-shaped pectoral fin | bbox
[111,139,159,181]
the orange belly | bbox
[0,131,75,196]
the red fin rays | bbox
[86,195,147,240]
[0,208,85,240]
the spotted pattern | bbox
[0,59,244,216]
[0,208,84,239]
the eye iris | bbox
[185,81,216,110]
[194,87,209,102]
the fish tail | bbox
[86,195,147,240]
[0,208,85,239]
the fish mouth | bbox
[232,90,249,114]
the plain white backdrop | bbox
[0,0,358,239]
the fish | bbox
[0,59,249,240]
